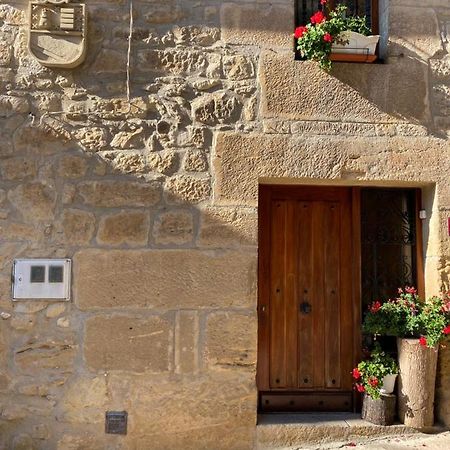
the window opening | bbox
[361,188,418,311]
[296,1,378,34]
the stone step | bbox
[256,413,421,449]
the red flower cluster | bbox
[323,32,333,43]
[443,325,450,335]
[294,26,308,39]
[310,11,326,24]
[320,0,328,5]
[405,286,417,295]
[355,383,365,393]
[419,336,427,347]
[352,368,361,379]
[442,300,450,313]
[369,300,382,313]
[368,377,379,387]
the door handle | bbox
[300,302,312,314]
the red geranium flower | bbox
[369,301,382,313]
[405,286,417,294]
[323,33,333,43]
[356,383,365,393]
[310,11,326,24]
[419,336,427,347]
[352,368,361,379]
[294,26,308,39]
[443,325,450,335]
[368,377,379,387]
[320,0,328,5]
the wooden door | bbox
[258,185,359,412]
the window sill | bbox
[330,53,378,63]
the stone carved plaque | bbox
[28,0,87,68]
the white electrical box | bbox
[12,259,71,301]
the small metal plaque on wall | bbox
[105,411,127,435]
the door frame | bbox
[256,184,424,412]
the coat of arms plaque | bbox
[28,0,87,68]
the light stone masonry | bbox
[0,0,449,448]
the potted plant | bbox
[363,288,450,428]
[353,344,398,425]
[353,344,398,399]
[294,2,379,71]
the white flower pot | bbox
[380,373,398,395]
[331,31,380,55]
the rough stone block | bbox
[223,55,255,81]
[10,315,35,331]
[106,371,256,444]
[59,377,107,424]
[152,210,194,245]
[386,56,429,124]
[213,132,448,205]
[184,149,208,172]
[389,7,442,58]
[45,304,66,319]
[165,175,211,203]
[260,51,394,123]
[0,157,36,180]
[8,182,56,222]
[0,221,39,242]
[58,155,88,179]
[74,249,256,310]
[192,92,241,125]
[205,312,257,369]
[144,3,185,24]
[90,49,127,74]
[58,209,96,245]
[97,210,149,247]
[77,180,161,207]
[14,340,76,373]
[0,95,29,118]
[174,311,198,374]
[198,206,257,248]
[74,127,109,152]
[221,3,293,48]
[84,315,172,373]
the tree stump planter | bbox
[397,338,439,429]
[362,393,396,426]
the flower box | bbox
[332,31,380,55]
[294,3,378,70]
[331,31,379,63]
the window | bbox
[296,1,379,34]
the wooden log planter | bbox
[362,393,396,426]
[397,338,439,429]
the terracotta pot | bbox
[397,338,438,429]
[380,373,397,395]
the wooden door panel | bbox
[259,185,356,412]
[324,201,341,389]
[297,201,314,389]
[285,201,299,388]
[311,201,326,389]
[269,200,287,389]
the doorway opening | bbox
[257,184,424,413]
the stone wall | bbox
[0,0,449,449]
